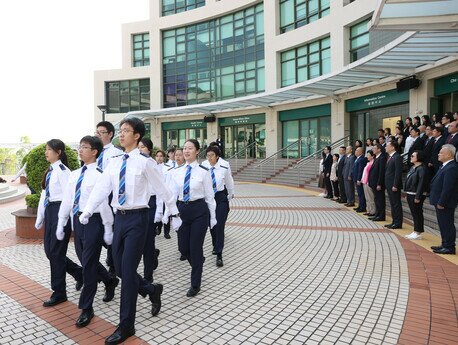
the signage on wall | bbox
[232,117,251,124]
[345,89,409,112]
[190,121,204,128]
[218,114,266,126]
[434,72,458,96]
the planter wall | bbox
[12,209,44,239]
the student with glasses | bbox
[35,139,83,307]
[79,117,182,344]
[56,136,119,328]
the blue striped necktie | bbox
[44,166,53,207]
[118,154,129,205]
[97,148,105,169]
[183,165,192,202]
[72,165,87,215]
[210,167,217,193]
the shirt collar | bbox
[104,143,113,149]
[186,160,199,169]
[389,151,395,157]
[442,159,454,167]
[51,160,62,170]
[84,162,97,170]
[126,148,140,156]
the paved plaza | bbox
[0,181,457,344]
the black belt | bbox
[117,208,148,215]
[76,212,100,216]
[177,198,204,205]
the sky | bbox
[0,0,149,144]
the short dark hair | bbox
[155,149,166,157]
[355,140,363,147]
[208,141,218,147]
[167,147,176,154]
[206,146,221,157]
[140,138,154,157]
[325,146,331,151]
[410,127,420,134]
[119,117,145,144]
[388,140,399,152]
[339,146,346,151]
[333,153,339,159]
[185,139,200,151]
[96,121,116,141]
[412,150,425,162]
[80,135,103,158]
[432,126,444,135]
[444,112,454,122]
[42,139,68,189]
[367,150,375,157]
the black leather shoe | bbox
[433,247,456,255]
[105,326,135,345]
[338,200,347,204]
[216,254,223,267]
[372,217,385,221]
[388,224,402,229]
[150,283,163,316]
[186,287,200,297]
[384,223,394,228]
[75,280,83,291]
[431,245,443,250]
[212,250,217,255]
[164,233,171,239]
[76,308,94,328]
[353,207,359,211]
[43,295,67,307]
[103,277,119,303]
[324,195,333,199]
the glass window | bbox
[350,19,370,62]
[280,0,330,33]
[132,33,150,67]
[162,4,265,107]
[106,79,150,113]
[280,36,330,87]
[162,0,205,16]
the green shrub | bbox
[25,194,40,209]
[24,144,79,195]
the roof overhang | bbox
[126,30,458,120]
[371,0,458,31]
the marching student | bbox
[79,117,181,344]
[202,145,234,267]
[56,136,119,328]
[138,138,163,282]
[166,147,176,168]
[166,139,216,297]
[95,121,123,275]
[154,149,168,236]
[35,139,83,307]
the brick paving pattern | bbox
[0,182,456,344]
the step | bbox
[0,184,9,193]
[0,186,19,198]
[0,187,25,204]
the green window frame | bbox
[106,79,150,113]
[350,19,370,62]
[162,3,265,108]
[280,0,330,33]
[162,0,205,16]
[281,36,330,87]
[132,33,150,67]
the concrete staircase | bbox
[233,158,301,183]
[0,184,25,204]
[267,160,321,187]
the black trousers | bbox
[74,213,112,310]
[406,194,425,233]
[387,188,403,226]
[372,187,386,219]
[113,209,157,330]
[211,191,230,255]
[331,180,339,198]
[338,177,347,202]
[44,202,82,298]
[177,199,209,289]
[143,196,157,281]
[324,175,333,197]
[435,206,456,249]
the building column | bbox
[331,99,349,144]
[265,108,280,156]
[409,77,434,117]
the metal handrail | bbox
[255,138,303,168]
[227,141,258,160]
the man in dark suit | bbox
[429,126,446,174]
[384,141,403,229]
[352,147,367,212]
[445,120,458,150]
[323,146,333,198]
[368,144,386,221]
[343,146,356,207]
[429,144,458,255]
[407,127,424,164]
[336,146,347,204]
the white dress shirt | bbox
[99,142,123,170]
[167,160,216,220]
[36,160,71,226]
[57,162,113,230]
[201,159,235,198]
[83,148,178,215]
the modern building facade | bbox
[94,0,458,158]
